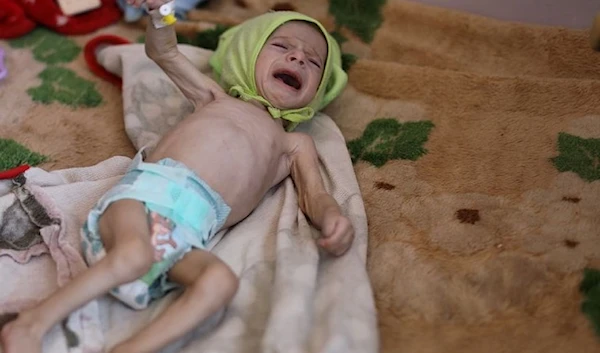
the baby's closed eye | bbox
[271,41,322,68]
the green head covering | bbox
[209,11,348,131]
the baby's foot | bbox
[1,314,42,353]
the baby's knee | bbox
[197,262,239,301]
[218,264,239,299]
[108,238,154,280]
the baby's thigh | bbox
[97,199,151,251]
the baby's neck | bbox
[248,99,266,111]
[246,98,286,129]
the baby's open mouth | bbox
[273,70,302,90]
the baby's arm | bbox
[141,0,225,108]
[288,133,354,256]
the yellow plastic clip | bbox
[163,13,177,25]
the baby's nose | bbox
[288,51,306,65]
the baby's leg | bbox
[1,199,155,353]
[110,248,239,353]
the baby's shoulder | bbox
[282,131,318,155]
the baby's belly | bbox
[148,113,289,223]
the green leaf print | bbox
[9,28,81,65]
[347,118,434,167]
[28,67,102,108]
[552,132,600,181]
[0,139,48,171]
[329,0,386,43]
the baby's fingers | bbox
[318,230,351,256]
[128,0,146,8]
[145,0,169,10]
[317,237,339,254]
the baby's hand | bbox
[127,0,170,10]
[317,207,354,256]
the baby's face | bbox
[255,21,328,110]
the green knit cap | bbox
[209,11,347,131]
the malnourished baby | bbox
[1,2,353,353]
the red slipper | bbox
[0,0,36,39]
[16,0,121,36]
[0,165,30,180]
[84,34,131,88]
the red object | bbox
[84,34,131,88]
[0,164,30,180]
[17,0,122,35]
[0,0,122,39]
[0,0,36,39]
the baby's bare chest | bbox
[158,98,292,181]
[195,98,289,148]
